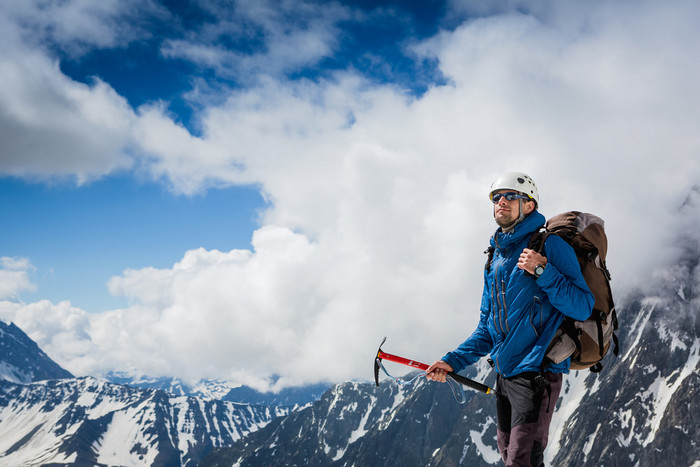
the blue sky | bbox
[1,0,699,389]
[1,0,448,312]
[0,176,264,311]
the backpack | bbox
[529,211,619,373]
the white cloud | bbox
[160,0,350,83]
[0,34,135,183]
[2,0,700,389]
[0,257,36,300]
[0,0,166,56]
[0,0,166,183]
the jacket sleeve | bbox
[442,276,494,373]
[536,235,594,321]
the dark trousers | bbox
[496,372,562,467]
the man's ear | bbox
[523,200,536,215]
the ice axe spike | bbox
[374,337,496,395]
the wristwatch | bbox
[534,264,546,278]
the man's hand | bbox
[425,361,454,383]
[517,248,547,275]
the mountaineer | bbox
[425,171,594,467]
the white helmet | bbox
[488,171,539,206]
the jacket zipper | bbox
[494,355,503,374]
[494,264,506,336]
[491,240,507,376]
[491,281,500,335]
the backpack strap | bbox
[528,228,552,256]
[487,227,551,272]
[611,310,620,356]
[484,246,495,273]
[593,310,606,360]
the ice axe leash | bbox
[374,337,497,402]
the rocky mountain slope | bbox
[0,376,290,466]
[201,363,502,467]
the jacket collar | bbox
[491,210,545,250]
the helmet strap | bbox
[518,199,526,223]
[501,199,526,233]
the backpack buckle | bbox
[531,373,550,393]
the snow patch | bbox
[468,417,500,465]
[545,371,591,464]
[622,302,655,363]
[642,337,700,446]
[656,322,688,352]
[0,361,32,384]
[582,422,601,462]
[95,408,160,467]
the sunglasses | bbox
[491,192,532,204]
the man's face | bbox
[493,189,535,228]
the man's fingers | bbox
[425,361,453,383]
[426,369,447,383]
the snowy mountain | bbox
[548,243,700,465]
[221,381,332,406]
[104,372,195,397]
[0,320,73,383]
[0,376,291,466]
[105,372,330,406]
[0,321,293,466]
[201,363,502,467]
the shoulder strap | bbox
[528,228,552,256]
[484,246,495,273]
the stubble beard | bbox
[495,209,517,229]
[496,217,517,229]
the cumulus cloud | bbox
[2,0,700,388]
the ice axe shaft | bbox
[374,337,496,395]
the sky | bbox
[1,0,699,391]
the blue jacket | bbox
[442,210,594,377]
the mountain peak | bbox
[0,320,74,383]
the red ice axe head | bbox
[373,337,496,395]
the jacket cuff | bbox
[441,353,463,374]
[535,262,555,285]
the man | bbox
[426,172,594,467]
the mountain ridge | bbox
[0,375,291,466]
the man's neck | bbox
[499,211,530,233]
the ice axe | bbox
[374,337,496,395]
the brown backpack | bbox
[530,211,620,372]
